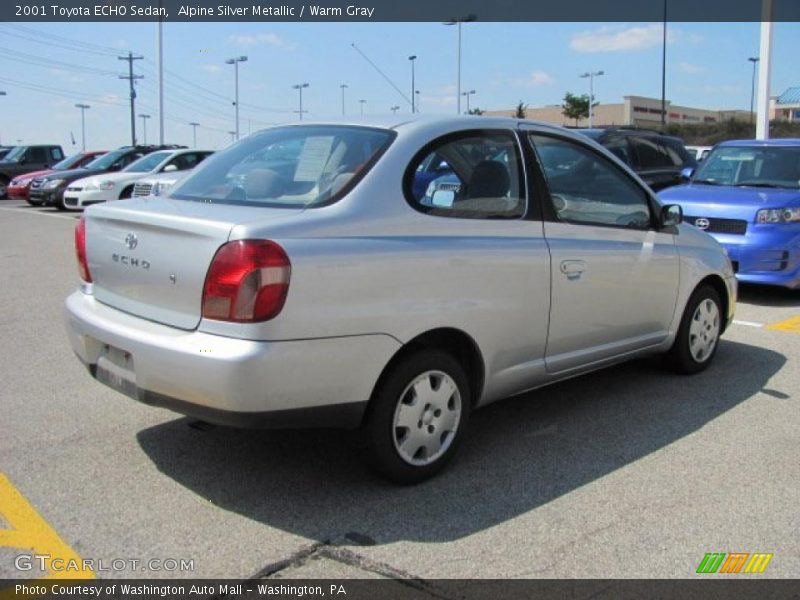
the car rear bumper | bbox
[64,290,401,428]
[712,226,800,289]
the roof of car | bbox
[717,138,800,147]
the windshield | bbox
[3,146,26,162]
[693,145,800,189]
[53,153,90,170]
[124,151,171,173]
[171,125,395,208]
[84,149,128,170]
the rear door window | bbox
[630,137,673,169]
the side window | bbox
[28,148,48,163]
[630,137,673,169]
[602,136,632,166]
[118,152,143,168]
[530,134,653,229]
[50,148,64,161]
[405,130,525,219]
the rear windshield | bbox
[694,145,800,189]
[170,125,395,208]
[54,153,92,170]
[124,151,171,173]
[85,149,128,170]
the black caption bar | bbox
[3,579,800,600]
[3,0,800,22]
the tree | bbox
[561,92,595,126]
[467,107,485,116]
[513,101,527,119]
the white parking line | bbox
[732,319,764,328]
[0,206,78,221]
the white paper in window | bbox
[294,136,335,182]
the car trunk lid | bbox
[84,197,301,330]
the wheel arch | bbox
[695,274,731,333]
[367,327,486,415]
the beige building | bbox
[486,95,751,128]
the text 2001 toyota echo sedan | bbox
[65,117,736,483]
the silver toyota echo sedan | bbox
[65,117,736,483]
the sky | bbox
[0,20,798,151]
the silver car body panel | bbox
[65,116,736,423]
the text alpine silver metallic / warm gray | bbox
[65,116,736,483]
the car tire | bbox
[53,195,67,210]
[665,285,722,374]
[360,349,470,484]
[26,196,44,207]
[0,177,8,200]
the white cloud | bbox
[201,64,222,73]
[111,39,129,50]
[512,70,555,87]
[48,69,83,84]
[700,84,742,95]
[228,32,286,47]
[677,61,706,75]
[570,24,670,53]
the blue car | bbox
[659,139,800,289]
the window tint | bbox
[530,134,652,229]
[28,147,48,163]
[630,137,673,169]
[602,136,632,165]
[406,130,525,219]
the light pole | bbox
[228,131,235,143]
[75,103,90,152]
[0,91,5,145]
[661,0,667,129]
[225,55,247,140]
[138,113,150,144]
[748,56,760,125]
[390,105,400,114]
[443,14,476,115]
[579,70,604,128]
[359,99,366,116]
[292,83,309,120]
[408,55,417,113]
[461,89,475,114]
[415,90,420,113]
[189,122,200,148]
[340,83,348,116]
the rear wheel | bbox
[53,194,67,210]
[26,195,44,207]
[360,349,470,484]
[666,285,722,374]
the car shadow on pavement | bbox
[738,284,800,307]
[136,339,784,544]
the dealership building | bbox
[770,87,800,121]
[486,95,752,128]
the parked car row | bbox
[0,143,213,208]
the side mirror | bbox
[680,167,694,181]
[660,204,683,228]
[431,189,455,207]
[163,164,178,173]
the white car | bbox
[63,149,213,209]
[132,168,197,198]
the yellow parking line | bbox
[0,473,94,582]
[765,316,800,334]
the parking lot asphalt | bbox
[0,199,798,584]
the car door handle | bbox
[560,260,586,279]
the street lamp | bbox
[228,131,236,143]
[748,57,760,125]
[390,105,400,114]
[75,103,90,152]
[292,83,309,120]
[461,89,475,114]
[189,122,200,148]
[579,70,604,128]
[225,55,247,140]
[415,90,420,113]
[138,113,150,144]
[359,99,366,116]
[443,14,477,115]
[340,84,348,116]
[408,55,417,113]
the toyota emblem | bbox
[694,218,710,231]
[124,233,138,250]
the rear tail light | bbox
[75,216,92,283]
[202,240,291,323]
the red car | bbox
[8,151,106,203]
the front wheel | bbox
[360,350,470,484]
[665,285,722,374]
